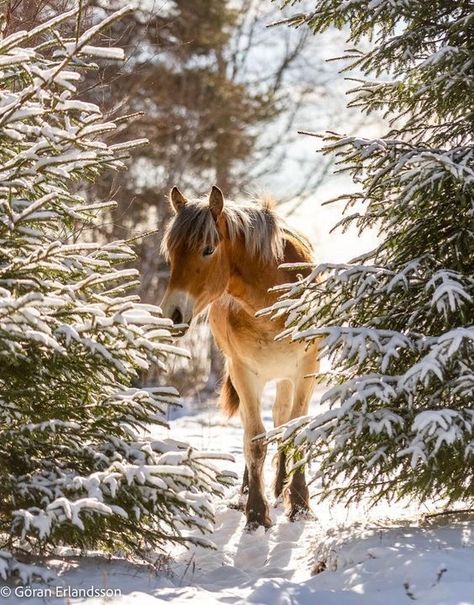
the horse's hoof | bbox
[287,506,314,522]
[244,518,272,532]
[245,508,272,530]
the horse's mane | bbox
[161,196,313,264]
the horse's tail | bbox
[220,371,239,417]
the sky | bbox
[289,178,380,264]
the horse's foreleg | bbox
[285,365,317,520]
[232,364,271,529]
[272,380,293,500]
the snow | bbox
[5,387,473,605]
[61,43,125,61]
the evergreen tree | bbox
[0,7,233,582]
[266,1,474,505]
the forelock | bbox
[161,200,219,259]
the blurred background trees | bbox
[3,0,345,394]
[76,0,329,305]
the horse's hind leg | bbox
[232,362,271,529]
[241,465,249,495]
[285,360,317,520]
[228,464,247,512]
[272,380,293,500]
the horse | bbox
[160,185,319,529]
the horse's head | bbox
[160,185,230,333]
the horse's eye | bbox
[203,245,215,257]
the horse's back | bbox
[281,228,313,267]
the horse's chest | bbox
[209,300,302,380]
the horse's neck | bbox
[225,241,280,316]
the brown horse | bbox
[161,185,318,529]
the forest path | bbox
[152,385,329,602]
[147,387,474,605]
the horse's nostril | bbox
[171,308,183,325]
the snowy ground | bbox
[4,387,474,604]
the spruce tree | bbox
[266,1,473,505]
[0,7,233,582]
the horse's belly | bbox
[247,340,307,381]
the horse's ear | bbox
[209,185,224,220]
[170,187,187,213]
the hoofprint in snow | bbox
[5,387,473,605]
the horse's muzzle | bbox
[160,288,194,336]
[171,308,183,325]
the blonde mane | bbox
[162,196,312,263]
